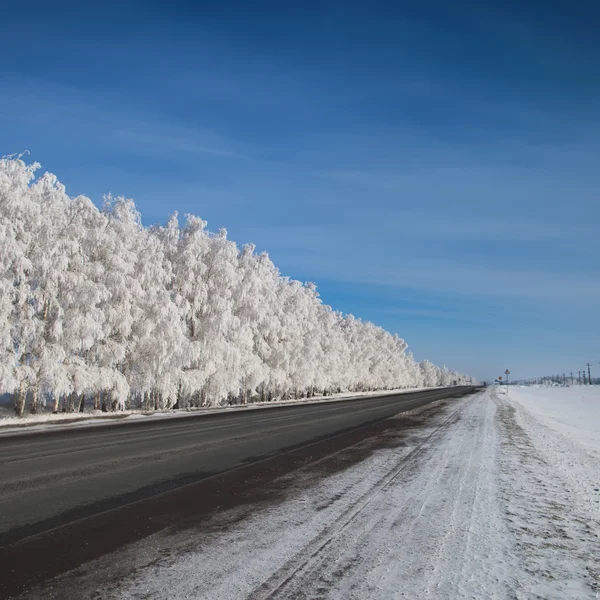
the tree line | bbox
[0,157,472,416]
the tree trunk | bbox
[52,394,60,414]
[174,380,182,410]
[42,297,49,321]
[93,391,101,411]
[78,394,85,412]
[14,382,26,417]
[29,385,39,414]
[239,378,246,405]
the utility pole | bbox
[570,372,574,385]
[586,362,593,385]
[578,370,582,385]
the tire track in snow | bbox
[249,389,516,600]
[246,397,473,600]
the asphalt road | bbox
[0,386,475,547]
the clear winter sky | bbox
[1,1,599,382]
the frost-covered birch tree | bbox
[0,157,474,415]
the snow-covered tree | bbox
[0,157,474,415]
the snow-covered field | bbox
[498,385,600,599]
[19,386,600,599]
[511,385,600,452]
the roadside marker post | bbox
[505,369,510,395]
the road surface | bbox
[0,387,473,544]
[0,386,477,598]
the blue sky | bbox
[2,1,599,382]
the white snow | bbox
[511,385,600,452]
[498,385,600,599]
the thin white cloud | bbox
[109,126,256,161]
[1,77,262,162]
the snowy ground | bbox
[19,386,600,600]
[498,386,600,598]
[510,385,600,452]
